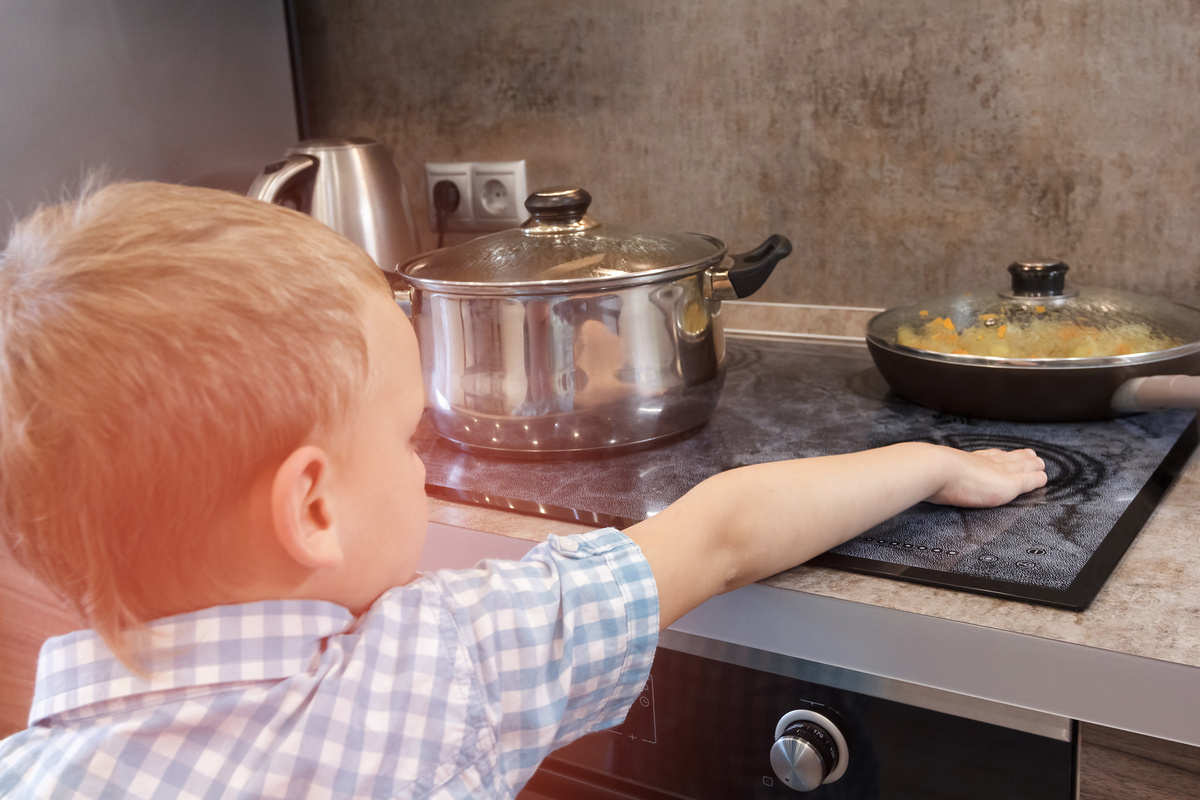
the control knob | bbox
[770,709,849,792]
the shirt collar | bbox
[30,599,355,724]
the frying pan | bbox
[865,260,1200,422]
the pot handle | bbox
[704,234,792,300]
[386,270,415,317]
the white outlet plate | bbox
[426,160,528,232]
[471,160,527,230]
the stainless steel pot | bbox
[866,259,1200,422]
[395,187,792,457]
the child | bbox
[0,182,1046,799]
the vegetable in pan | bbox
[896,309,1182,359]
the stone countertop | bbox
[424,300,1200,745]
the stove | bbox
[418,333,1197,611]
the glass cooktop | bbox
[417,334,1197,610]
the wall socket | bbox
[425,160,528,232]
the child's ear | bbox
[270,445,345,571]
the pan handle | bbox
[1110,375,1200,412]
[704,234,793,300]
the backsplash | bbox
[291,0,1200,310]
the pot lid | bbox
[867,259,1200,363]
[400,187,725,294]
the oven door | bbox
[519,633,1077,800]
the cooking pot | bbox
[248,137,420,273]
[866,259,1200,422]
[395,186,792,457]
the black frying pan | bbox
[865,260,1200,422]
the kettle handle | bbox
[246,153,317,205]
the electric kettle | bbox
[247,137,420,274]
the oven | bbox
[520,633,1075,799]
[418,524,1077,800]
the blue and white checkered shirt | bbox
[0,529,658,799]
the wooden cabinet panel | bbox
[1079,723,1200,800]
[0,546,82,738]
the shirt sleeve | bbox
[425,527,659,787]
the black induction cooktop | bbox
[418,334,1197,611]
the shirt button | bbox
[557,537,579,553]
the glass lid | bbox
[868,260,1200,361]
[400,187,724,293]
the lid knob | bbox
[1008,259,1069,297]
[525,187,592,225]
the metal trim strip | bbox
[658,628,1074,743]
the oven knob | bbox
[771,710,849,792]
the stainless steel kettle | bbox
[247,137,419,273]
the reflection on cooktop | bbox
[419,335,1197,610]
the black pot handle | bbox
[708,234,792,300]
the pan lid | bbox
[400,187,725,294]
[867,259,1200,364]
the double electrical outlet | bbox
[425,160,528,232]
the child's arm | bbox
[624,443,1047,629]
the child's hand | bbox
[925,447,1048,508]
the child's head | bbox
[0,181,427,661]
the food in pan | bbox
[895,310,1183,359]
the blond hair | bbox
[0,181,390,664]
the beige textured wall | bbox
[292,0,1200,309]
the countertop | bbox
[425,300,1200,748]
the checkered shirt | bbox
[0,528,658,799]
